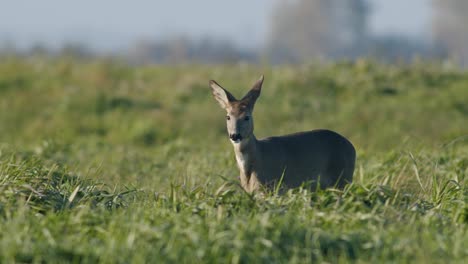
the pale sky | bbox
[369,0,431,37]
[0,0,431,51]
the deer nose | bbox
[229,133,242,141]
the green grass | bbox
[0,57,467,263]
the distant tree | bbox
[266,0,369,63]
[0,40,17,56]
[126,36,257,64]
[126,37,191,64]
[432,0,468,66]
[126,39,156,64]
[28,43,49,57]
[367,35,435,62]
[59,43,93,58]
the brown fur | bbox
[210,76,355,193]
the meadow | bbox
[0,57,466,263]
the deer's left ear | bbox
[241,75,264,108]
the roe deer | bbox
[210,75,356,193]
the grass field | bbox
[0,57,466,263]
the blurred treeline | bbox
[1,0,468,66]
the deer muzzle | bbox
[229,133,243,142]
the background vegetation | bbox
[0,57,466,263]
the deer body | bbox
[210,76,355,193]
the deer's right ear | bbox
[210,80,237,109]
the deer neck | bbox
[232,135,259,190]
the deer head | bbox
[210,76,264,144]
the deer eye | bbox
[226,116,231,120]
[244,116,250,121]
